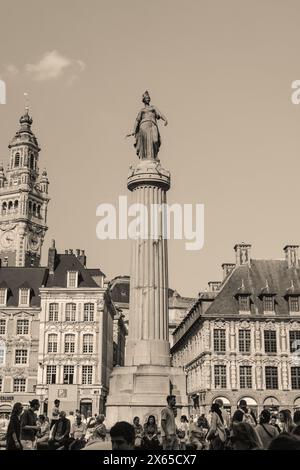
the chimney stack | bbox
[77,249,87,267]
[48,239,57,274]
[234,243,251,266]
[208,281,222,292]
[284,245,299,268]
[68,249,73,255]
[65,249,68,254]
[222,263,235,279]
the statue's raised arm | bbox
[126,91,168,160]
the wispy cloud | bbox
[25,50,85,82]
[5,64,20,77]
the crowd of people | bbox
[1,395,300,450]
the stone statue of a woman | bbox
[126,91,168,160]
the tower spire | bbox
[24,91,29,115]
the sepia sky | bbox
[1,0,300,297]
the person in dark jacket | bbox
[48,411,70,450]
[6,403,23,450]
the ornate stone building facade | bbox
[171,243,300,416]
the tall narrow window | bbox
[0,289,7,306]
[14,153,20,167]
[213,329,226,352]
[63,365,74,384]
[65,334,75,353]
[83,334,93,354]
[65,303,76,322]
[290,331,300,353]
[239,330,251,353]
[67,271,78,288]
[49,303,59,322]
[46,365,57,385]
[82,365,93,385]
[84,303,94,322]
[290,297,300,313]
[263,296,275,312]
[291,367,300,389]
[214,365,227,388]
[264,330,277,353]
[47,334,58,353]
[19,288,30,307]
[0,377,2,392]
[265,366,278,389]
[239,295,250,311]
[0,344,5,365]
[0,319,6,335]
[240,366,252,388]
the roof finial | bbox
[24,91,29,115]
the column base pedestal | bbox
[105,364,188,427]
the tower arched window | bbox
[14,153,20,167]
[28,201,32,214]
[8,201,13,213]
[37,205,41,218]
[30,154,35,170]
[32,203,36,216]
[2,202,7,215]
[14,200,18,213]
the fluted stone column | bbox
[126,159,170,367]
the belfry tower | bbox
[106,92,188,425]
[0,109,49,267]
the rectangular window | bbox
[290,297,300,312]
[0,289,7,306]
[239,330,251,353]
[63,365,74,384]
[265,366,278,389]
[263,296,274,312]
[83,335,93,354]
[0,377,2,392]
[240,366,252,388]
[214,365,227,388]
[16,319,29,335]
[239,296,250,311]
[65,303,76,322]
[13,378,26,392]
[15,349,28,364]
[64,335,75,353]
[290,331,300,353]
[84,303,94,322]
[0,346,4,365]
[82,365,93,385]
[213,329,226,352]
[47,335,58,353]
[46,365,57,385]
[19,288,30,307]
[49,303,59,322]
[264,330,277,353]
[0,319,6,335]
[291,367,300,389]
[67,271,78,288]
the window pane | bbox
[291,367,300,389]
[49,303,59,322]
[264,331,277,353]
[265,366,278,389]
[240,366,252,388]
[213,329,226,352]
[290,331,300,353]
[239,330,251,353]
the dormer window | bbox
[289,296,300,313]
[238,295,250,312]
[0,288,7,306]
[67,271,78,288]
[19,288,30,307]
[263,296,275,313]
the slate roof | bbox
[0,267,48,307]
[204,259,300,318]
[45,254,102,288]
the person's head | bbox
[293,410,300,426]
[69,411,74,416]
[11,402,23,417]
[29,399,40,411]
[270,414,277,425]
[110,421,135,450]
[239,399,248,412]
[181,415,188,423]
[59,411,66,420]
[147,415,156,426]
[279,409,293,431]
[215,399,223,408]
[133,416,140,426]
[231,422,262,450]
[268,434,300,450]
[233,409,245,423]
[167,395,176,408]
[54,400,60,407]
[259,409,271,425]
[211,402,223,423]
[142,91,151,106]
[96,414,105,424]
[38,414,46,424]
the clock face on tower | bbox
[28,233,40,252]
[1,230,15,249]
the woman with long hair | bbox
[142,415,160,450]
[230,422,262,450]
[6,402,23,450]
[279,409,295,434]
[255,409,279,449]
[206,403,227,450]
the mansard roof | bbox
[204,259,300,317]
[45,254,102,288]
[0,267,47,307]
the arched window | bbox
[83,334,93,354]
[30,154,35,170]
[65,334,75,353]
[14,200,18,213]
[8,201,13,212]
[65,303,76,322]
[47,334,58,353]
[2,202,7,215]
[14,153,20,167]
[32,203,36,216]
[28,201,32,214]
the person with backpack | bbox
[232,399,257,426]
[206,403,227,450]
[256,409,279,449]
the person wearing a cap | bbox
[20,399,40,450]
